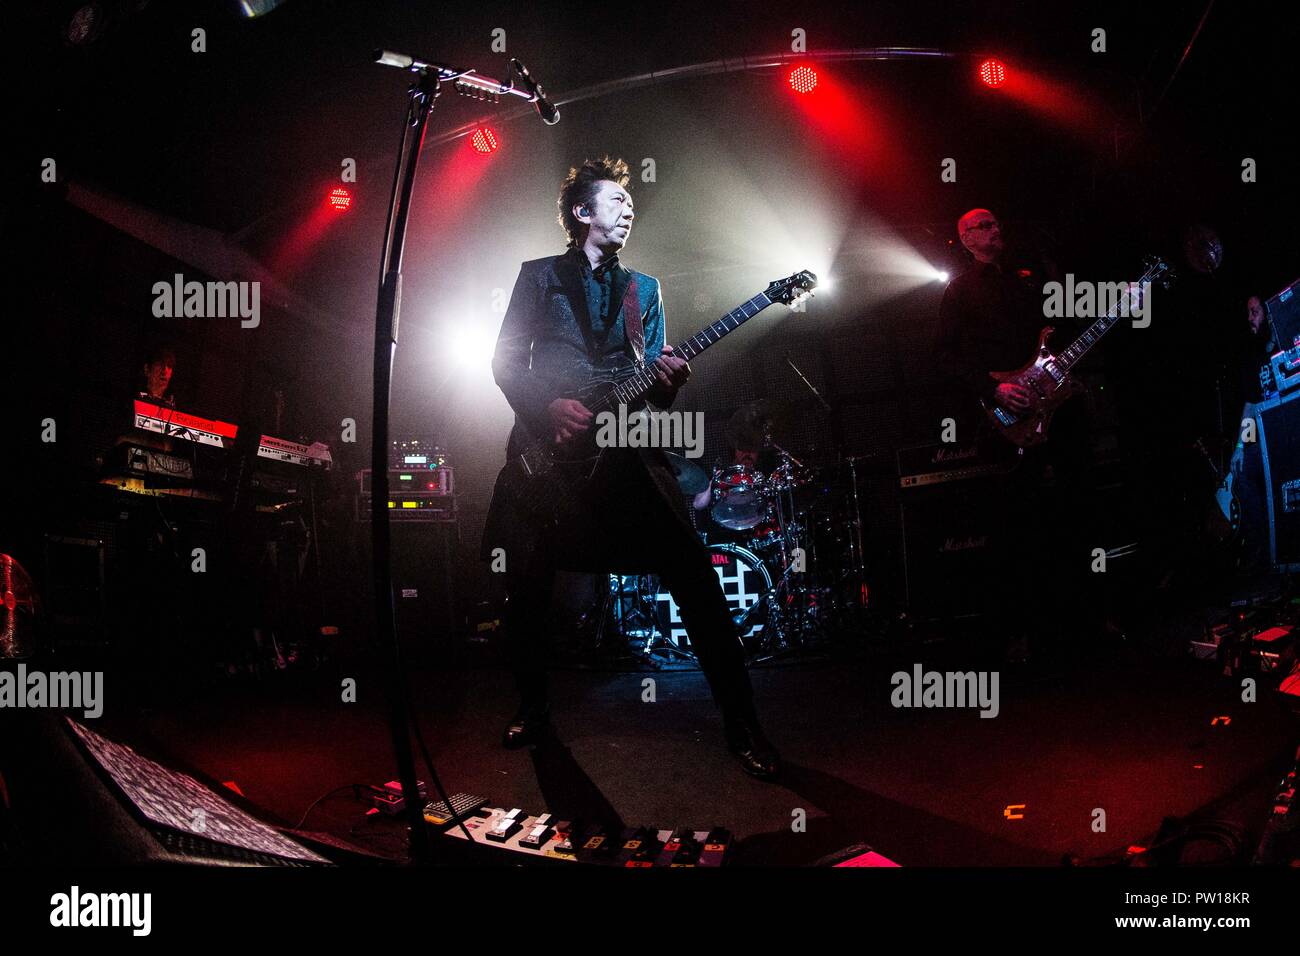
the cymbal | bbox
[663,452,710,495]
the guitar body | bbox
[1208,474,1239,543]
[492,377,624,528]
[982,327,1081,448]
[977,257,1174,448]
[490,451,601,531]
[1194,432,1242,544]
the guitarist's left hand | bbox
[652,344,691,393]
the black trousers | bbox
[989,396,1098,637]
[501,450,756,722]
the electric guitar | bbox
[494,270,817,524]
[982,256,1174,447]
[1193,433,1241,543]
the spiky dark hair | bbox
[556,156,631,247]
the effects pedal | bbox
[369,780,428,816]
[423,792,489,827]
[485,807,525,843]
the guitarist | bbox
[481,157,780,779]
[935,209,1048,429]
[935,208,1095,660]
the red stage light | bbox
[327,187,352,211]
[788,66,818,94]
[978,59,1006,88]
[469,127,500,154]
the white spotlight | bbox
[450,324,498,370]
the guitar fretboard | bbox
[1055,267,1161,372]
[606,292,774,410]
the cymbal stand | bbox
[741,448,831,660]
[845,454,868,607]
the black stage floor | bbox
[90,629,1299,868]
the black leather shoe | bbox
[502,708,550,749]
[724,719,781,780]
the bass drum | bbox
[653,544,773,651]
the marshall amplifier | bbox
[1256,391,1300,571]
[897,440,1020,621]
[897,438,1022,488]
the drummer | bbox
[692,406,781,529]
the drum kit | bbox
[586,441,872,667]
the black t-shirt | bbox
[1237,324,1276,406]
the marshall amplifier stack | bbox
[897,438,1021,621]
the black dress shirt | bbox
[935,259,1046,408]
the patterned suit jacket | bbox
[480,249,693,569]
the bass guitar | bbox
[983,256,1173,447]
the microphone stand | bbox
[786,354,832,412]
[368,50,554,864]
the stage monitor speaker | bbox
[0,712,328,866]
[1257,391,1300,571]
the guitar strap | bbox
[620,275,645,366]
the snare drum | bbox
[654,543,773,649]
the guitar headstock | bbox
[1142,255,1175,290]
[766,270,818,308]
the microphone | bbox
[374,49,420,69]
[510,58,560,125]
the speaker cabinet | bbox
[1257,392,1300,570]
[899,477,1006,621]
[396,522,459,649]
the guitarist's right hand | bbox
[548,398,594,444]
[995,382,1034,413]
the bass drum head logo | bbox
[654,545,771,649]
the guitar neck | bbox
[1055,269,1158,372]
[602,291,775,410]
